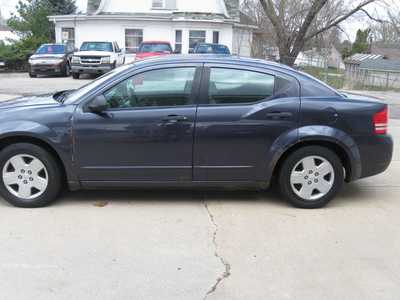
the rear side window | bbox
[208,68,275,104]
[299,72,339,97]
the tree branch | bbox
[305,0,377,41]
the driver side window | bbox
[104,67,196,109]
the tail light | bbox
[373,107,388,135]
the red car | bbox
[135,41,173,61]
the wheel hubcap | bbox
[290,156,334,201]
[2,154,48,200]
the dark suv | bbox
[0,56,392,208]
[190,43,231,54]
[28,44,74,77]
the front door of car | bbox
[73,65,201,183]
[193,64,300,182]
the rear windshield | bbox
[196,44,230,54]
[36,44,65,54]
[139,43,172,53]
[80,42,113,52]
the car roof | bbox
[197,43,228,47]
[131,54,298,76]
[81,41,113,43]
[140,41,172,44]
[40,43,65,46]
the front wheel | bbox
[0,143,62,208]
[278,146,344,208]
[62,63,71,77]
[72,73,80,79]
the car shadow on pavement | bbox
[0,182,372,208]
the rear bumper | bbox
[71,64,113,74]
[355,134,393,179]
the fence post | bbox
[386,72,390,89]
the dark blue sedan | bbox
[0,56,393,208]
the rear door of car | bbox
[193,63,300,182]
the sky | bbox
[0,0,396,41]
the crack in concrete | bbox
[203,199,231,300]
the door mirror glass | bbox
[88,95,108,113]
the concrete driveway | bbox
[0,73,399,300]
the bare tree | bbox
[258,0,380,66]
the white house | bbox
[295,46,345,70]
[0,9,19,45]
[49,0,255,56]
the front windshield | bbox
[63,65,132,104]
[36,44,65,54]
[80,42,113,52]
[139,43,172,53]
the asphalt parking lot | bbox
[0,73,399,300]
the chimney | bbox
[225,0,240,22]
[87,0,102,15]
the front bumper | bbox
[71,64,113,74]
[355,134,393,179]
[30,64,63,75]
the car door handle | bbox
[162,115,188,122]
[265,112,293,120]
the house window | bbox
[175,30,182,54]
[189,30,206,51]
[152,0,164,8]
[125,29,143,53]
[213,31,219,44]
[61,28,75,47]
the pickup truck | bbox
[71,41,125,79]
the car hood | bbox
[74,51,113,57]
[30,54,65,60]
[0,94,61,109]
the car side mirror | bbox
[88,95,108,113]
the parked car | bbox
[0,58,6,71]
[71,41,125,79]
[135,41,173,61]
[28,43,74,77]
[189,43,231,54]
[0,55,393,208]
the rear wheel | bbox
[278,146,344,208]
[0,143,62,208]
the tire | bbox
[0,143,62,208]
[62,63,71,77]
[72,73,80,79]
[112,61,116,69]
[29,72,37,78]
[278,146,344,208]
